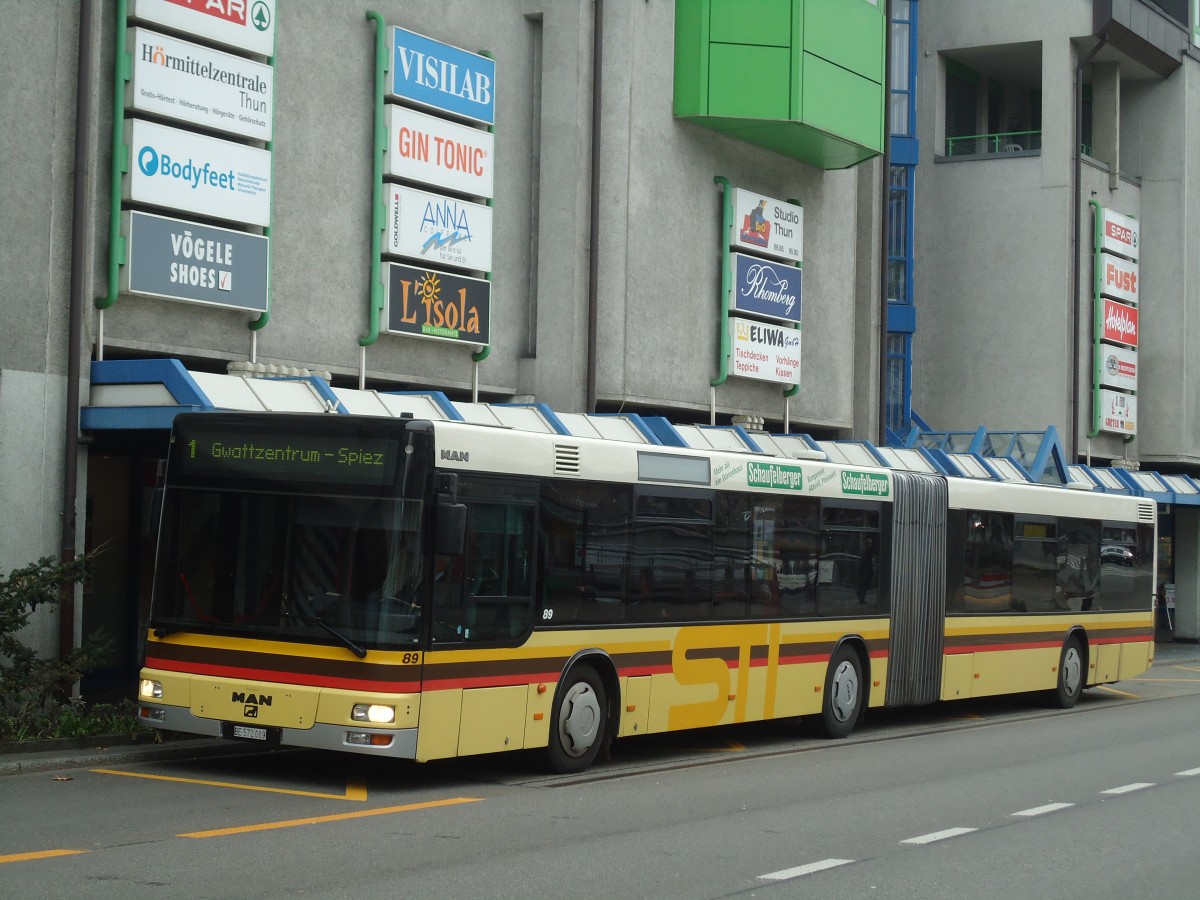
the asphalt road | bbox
[1,653,1198,899]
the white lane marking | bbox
[759,858,855,881]
[1012,802,1074,817]
[1176,767,1200,777]
[1101,782,1155,795]
[900,827,977,845]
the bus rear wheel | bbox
[545,666,607,774]
[1051,636,1085,709]
[819,646,864,739]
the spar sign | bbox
[1101,207,1139,259]
[129,0,276,56]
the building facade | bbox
[7,0,1197,698]
[908,0,1200,639]
[1,0,887,693]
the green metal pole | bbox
[711,175,732,387]
[360,11,389,347]
[96,0,129,310]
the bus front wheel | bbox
[1051,636,1085,709]
[545,666,607,774]
[819,646,864,739]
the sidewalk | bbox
[2,640,1197,778]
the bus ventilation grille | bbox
[554,444,581,475]
[1138,502,1155,522]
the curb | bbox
[0,738,270,778]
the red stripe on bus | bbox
[145,656,418,693]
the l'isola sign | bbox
[385,262,491,346]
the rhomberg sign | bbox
[385,262,490,345]
[730,252,802,324]
[129,0,276,57]
[389,27,495,125]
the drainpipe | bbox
[585,0,603,413]
[62,0,96,660]
[1071,34,1107,459]
[877,0,892,445]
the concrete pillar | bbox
[1091,61,1120,188]
[1171,508,1200,641]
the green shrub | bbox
[0,551,151,742]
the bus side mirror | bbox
[435,501,467,556]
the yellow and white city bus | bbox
[137,411,1156,772]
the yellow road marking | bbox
[1130,677,1200,683]
[1096,685,1139,698]
[0,849,89,865]
[92,768,367,802]
[179,796,483,838]
[1176,665,1200,674]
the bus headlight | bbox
[351,704,395,724]
[140,679,163,699]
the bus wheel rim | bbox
[830,660,859,722]
[559,682,601,757]
[1062,646,1082,696]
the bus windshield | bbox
[149,414,433,650]
[151,487,425,649]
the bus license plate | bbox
[221,721,280,744]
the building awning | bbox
[82,359,1200,506]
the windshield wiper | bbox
[286,612,368,659]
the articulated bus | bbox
[137,412,1156,772]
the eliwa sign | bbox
[730,316,801,385]
[128,27,273,141]
[125,119,271,227]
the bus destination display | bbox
[176,429,400,486]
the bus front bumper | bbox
[137,703,419,759]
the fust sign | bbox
[1100,252,1138,305]
[385,262,490,345]
[389,27,495,125]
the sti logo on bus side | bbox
[440,449,469,462]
